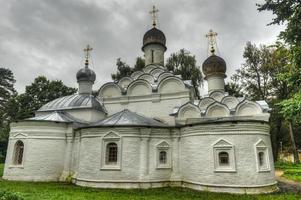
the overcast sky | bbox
[0,0,283,93]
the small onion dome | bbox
[76,67,96,83]
[202,55,227,79]
[142,27,166,51]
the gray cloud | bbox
[0,0,283,93]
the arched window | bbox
[258,152,265,166]
[106,142,118,165]
[14,140,24,165]
[159,151,167,164]
[218,152,229,165]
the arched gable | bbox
[131,71,144,80]
[99,82,122,98]
[118,77,133,89]
[143,64,164,73]
[137,74,155,83]
[178,102,200,118]
[235,100,263,116]
[127,79,152,96]
[150,68,165,78]
[209,91,225,102]
[221,96,239,110]
[205,102,230,117]
[212,139,233,147]
[157,77,186,94]
[157,72,174,83]
[199,97,215,111]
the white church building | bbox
[3,8,277,194]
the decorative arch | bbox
[118,77,133,89]
[127,79,152,96]
[209,91,225,102]
[150,68,166,78]
[137,73,155,83]
[178,102,200,118]
[157,76,186,94]
[131,71,144,80]
[235,100,263,116]
[157,72,174,83]
[199,97,216,111]
[143,64,164,73]
[98,82,122,98]
[221,96,239,110]
[205,102,230,117]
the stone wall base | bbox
[74,178,279,194]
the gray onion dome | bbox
[142,27,166,51]
[76,67,96,83]
[202,55,227,79]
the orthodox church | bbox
[3,7,277,194]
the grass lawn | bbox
[275,162,301,182]
[0,164,300,200]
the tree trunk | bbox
[288,121,300,164]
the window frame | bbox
[254,140,270,172]
[13,140,25,165]
[10,135,27,169]
[156,141,172,169]
[212,139,236,172]
[101,131,122,170]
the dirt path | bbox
[275,170,301,195]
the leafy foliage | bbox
[0,75,76,163]
[257,0,301,46]
[10,76,77,120]
[111,57,145,82]
[166,49,203,98]
[0,190,24,200]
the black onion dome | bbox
[202,55,227,79]
[142,27,166,51]
[76,67,96,82]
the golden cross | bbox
[84,44,93,60]
[149,5,159,27]
[206,30,218,54]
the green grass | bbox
[0,163,3,177]
[275,162,301,182]
[0,163,299,200]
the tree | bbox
[111,58,133,82]
[231,42,294,160]
[257,0,301,46]
[11,76,77,120]
[0,68,16,163]
[258,0,301,163]
[0,68,16,125]
[133,57,145,71]
[166,49,203,98]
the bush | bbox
[0,190,24,200]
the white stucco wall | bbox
[180,122,276,193]
[3,121,71,181]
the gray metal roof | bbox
[91,109,167,127]
[38,94,106,113]
[28,111,79,123]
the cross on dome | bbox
[149,5,159,27]
[206,29,218,55]
[83,44,93,68]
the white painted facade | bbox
[3,24,277,194]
